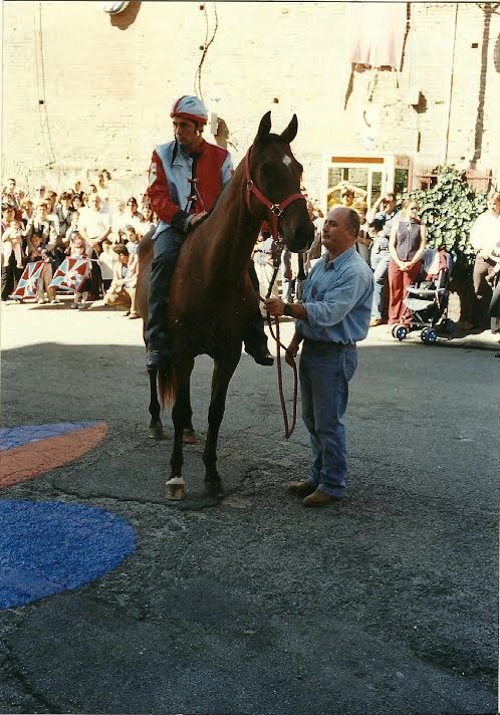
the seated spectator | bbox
[26,233,58,304]
[103,244,132,311]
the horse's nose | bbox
[292,222,314,251]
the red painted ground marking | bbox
[0,422,108,488]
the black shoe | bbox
[146,349,167,370]
[245,345,274,366]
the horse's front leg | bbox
[203,350,240,494]
[147,368,165,440]
[166,357,194,500]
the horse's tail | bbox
[158,361,176,407]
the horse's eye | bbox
[260,162,275,178]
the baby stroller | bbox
[392,247,455,345]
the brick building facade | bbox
[2,1,499,206]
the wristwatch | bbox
[283,303,293,317]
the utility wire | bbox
[33,0,56,165]
[194,2,219,101]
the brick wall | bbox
[2,1,499,203]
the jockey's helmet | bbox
[170,95,208,125]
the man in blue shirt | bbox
[265,206,374,507]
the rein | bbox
[245,145,305,439]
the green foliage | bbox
[403,166,488,266]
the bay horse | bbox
[136,112,314,500]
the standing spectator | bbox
[54,192,75,267]
[327,180,367,209]
[109,198,127,241]
[20,199,34,227]
[2,179,22,219]
[469,192,500,327]
[368,217,391,326]
[24,202,58,254]
[97,238,117,292]
[387,200,427,325]
[139,204,157,238]
[367,193,399,326]
[97,170,111,207]
[2,219,25,269]
[123,197,143,233]
[78,193,111,298]
[264,206,374,507]
[281,247,299,304]
[355,205,372,265]
[71,194,84,214]
[69,237,92,310]
[252,227,279,314]
[1,205,24,300]
[33,184,47,204]
[64,213,81,252]
[124,225,140,259]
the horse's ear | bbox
[256,112,272,142]
[280,114,298,144]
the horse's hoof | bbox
[205,479,224,498]
[165,477,186,501]
[149,425,165,440]
[182,428,197,445]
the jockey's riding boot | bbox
[145,252,178,370]
[244,313,274,366]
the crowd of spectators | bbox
[2,173,499,333]
[1,172,154,316]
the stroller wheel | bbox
[393,324,408,341]
[422,328,437,344]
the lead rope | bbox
[260,250,298,440]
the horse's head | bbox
[245,112,314,253]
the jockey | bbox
[145,94,273,369]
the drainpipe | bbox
[443,3,459,165]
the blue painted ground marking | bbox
[0,500,136,609]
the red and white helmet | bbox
[170,95,208,125]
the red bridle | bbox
[244,146,306,242]
[244,144,307,439]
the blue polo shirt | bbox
[296,247,374,344]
